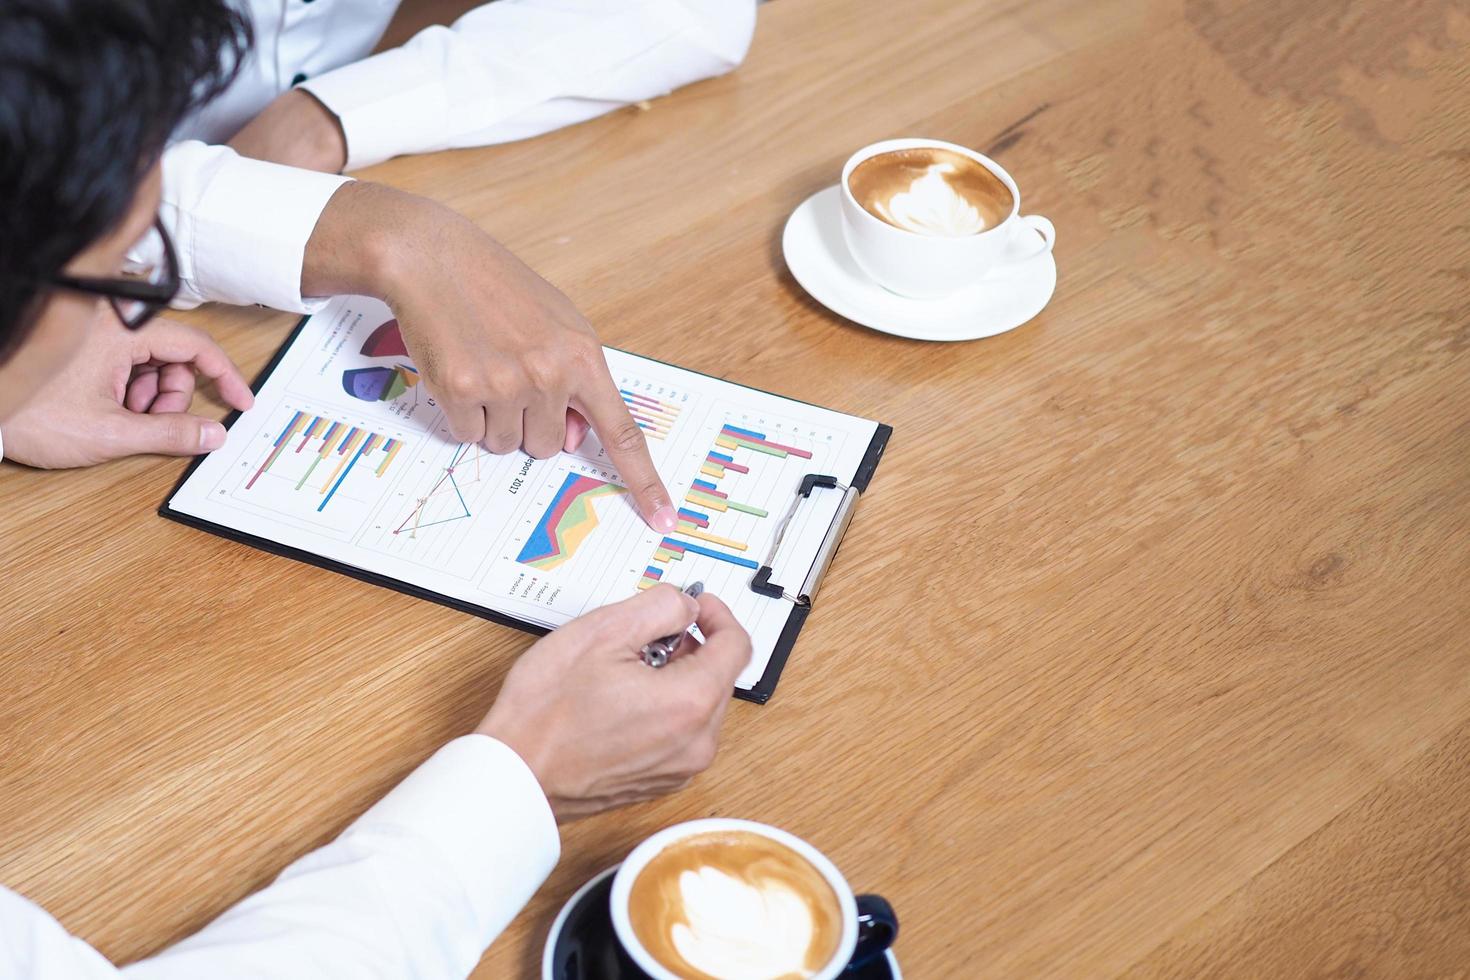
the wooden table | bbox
[4,0,1469,974]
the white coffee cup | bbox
[840,137,1055,299]
[609,818,897,980]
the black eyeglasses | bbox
[51,217,181,330]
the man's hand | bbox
[303,182,679,532]
[2,312,254,468]
[478,585,752,822]
[229,88,348,174]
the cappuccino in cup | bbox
[627,829,844,979]
[847,146,1014,237]
[839,137,1055,299]
[610,819,897,980]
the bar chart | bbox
[244,410,404,513]
[620,388,683,440]
[716,424,814,460]
[211,402,421,540]
[686,478,768,517]
[638,419,813,589]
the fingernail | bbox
[200,422,226,451]
[651,505,678,533]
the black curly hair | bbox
[0,0,251,355]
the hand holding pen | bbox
[478,582,751,821]
[641,581,705,667]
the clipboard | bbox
[161,310,892,704]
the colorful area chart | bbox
[343,319,420,402]
[516,474,627,570]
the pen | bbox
[640,581,704,668]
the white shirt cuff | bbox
[351,734,561,940]
[301,48,447,171]
[114,734,559,979]
[160,141,352,313]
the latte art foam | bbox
[673,866,816,979]
[848,146,1014,237]
[874,162,985,236]
[628,830,844,980]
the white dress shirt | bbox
[3,735,559,978]
[158,0,757,311]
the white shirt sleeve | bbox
[155,142,352,312]
[301,0,758,169]
[2,735,560,980]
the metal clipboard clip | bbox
[748,474,860,607]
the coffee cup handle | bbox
[844,894,898,972]
[1007,214,1055,263]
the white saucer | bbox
[782,185,1057,342]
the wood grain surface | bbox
[3,0,1469,975]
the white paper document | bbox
[166,297,886,695]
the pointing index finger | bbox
[575,367,676,532]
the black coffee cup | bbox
[848,893,899,971]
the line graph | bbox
[392,442,491,538]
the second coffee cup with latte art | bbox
[839,137,1055,298]
[847,146,1015,237]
